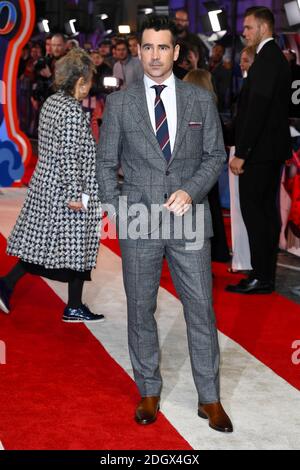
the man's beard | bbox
[175,25,188,35]
[253,31,263,47]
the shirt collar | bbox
[144,72,176,91]
[256,37,274,55]
[119,57,130,66]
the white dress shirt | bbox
[256,37,274,54]
[144,73,177,153]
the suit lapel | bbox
[127,78,193,166]
[127,81,166,162]
[168,78,193,166]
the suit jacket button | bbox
[165,171,170,176]
[164,193,168,199]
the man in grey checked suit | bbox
[96,16,233,433]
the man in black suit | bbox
[227,6,291,294]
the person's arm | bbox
[134,58,144,81]
[235,58,279,159]
[58,106,84,205]
[96,93,122,216]
[113,62,122,81]
[180,94,227,204]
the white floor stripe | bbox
[277,263,300,272]
[75,246,300,450]
[1,189,300,450]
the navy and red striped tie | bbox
[152,84,171,163]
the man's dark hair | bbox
[99,39,111,46]
[174,8,189,17]
[244,6,275,33]
[128,34,138,42]
[115,38,129,50]
[213,43,225,53]
[140,15,178,47]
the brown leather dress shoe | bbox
[135,396,160,425]
[198,402,233,433]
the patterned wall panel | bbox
[0,0,35,187]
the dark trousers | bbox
[239,161,282,284]
[208,182,230,262]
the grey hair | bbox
[67,38,79,48]
[54,48,95,95]
[241,45,256,61]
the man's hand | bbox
[68,201,83,211]
[30,97,39,111]
[230,157,245,176]
[40,65,52,78]
[164,190,192,216]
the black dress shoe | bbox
[226,278,274,294]
[0,279,12,314]
[198,402,233,433]
[135,397,160,425]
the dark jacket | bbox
[235,40,291,163]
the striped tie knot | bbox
[151,84,167,97]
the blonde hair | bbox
[54,48,95,95]
[183,68,217,102]
[240,46,255,62]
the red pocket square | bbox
[188,122,202,128]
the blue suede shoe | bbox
[0,279,12,314]
[62,304,105,323]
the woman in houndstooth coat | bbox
[0,49,104,323]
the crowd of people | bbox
[17,9,240,140]
[14,6,300,287]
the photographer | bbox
[30,57,53,137]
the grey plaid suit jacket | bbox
[96,76,226,239]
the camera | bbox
[34,56,52,72]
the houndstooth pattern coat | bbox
[7,91,101,271]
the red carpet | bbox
[212,262,300,391]
[102,235,300,392]
[1,224,300,449]
[0,234,191,450]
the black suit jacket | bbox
[235,40,291,163]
